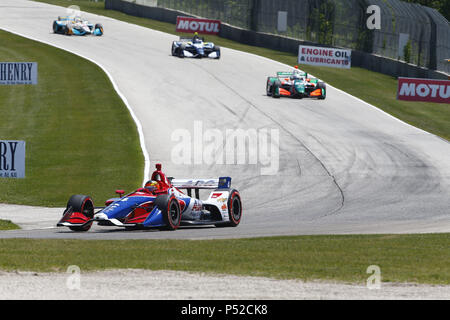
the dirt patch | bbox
[0,269,449,300]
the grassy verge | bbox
[0,29,143,207]
[0,234,449,284]
[0,219,20,230]
[34,0,449,141]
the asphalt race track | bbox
[0,0,449,240]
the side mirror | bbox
[115,189,125,197]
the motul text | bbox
[397,77,450,104]
[176,16,221,35]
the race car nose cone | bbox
[94,213,108,220]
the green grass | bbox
[0,234,449,284]
[0,29,143,207]
[34,0,450,141]
[0,219,20,230]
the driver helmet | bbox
[144,180,160,192]
[193,32,201,43]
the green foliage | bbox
[307,0,335,45]
[403,39,412,63]
[402,0,450,20]
[0,220,20,231]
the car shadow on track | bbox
[56,225,217,234]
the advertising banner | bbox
[397,77,450,104]
[176,16,221,35]
[0,62,38,85]
[298,45,351,69]
[0,140,26,178]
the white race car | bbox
[52,16,103,36]
[171,34,220,59]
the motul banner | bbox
[175,16,221,35]
[397,77,450,104]
[298,45,351,69]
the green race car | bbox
[266,69,326,100]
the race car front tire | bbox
[65,194,94,232]
[171,42,177,56]
[94,23,104,36]
[213,46,221,59]
[176,44,186,58]
[155,194,181,230]
[317,82,326,100]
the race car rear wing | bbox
[170,177,231,190]
[58,15,81,21]
[170,177,231,199]
[179,36,205,42]
[277,71,308,78]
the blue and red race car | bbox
[57,164,242,231]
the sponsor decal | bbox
[0,62,38,85]
[104,202,120,213]
[298,45,351,69]
[221,204,227,210]
[192,200,202,212]
[174,179,218,188]
[176,16,221,35]
[397,77,450,104]
[211,193,222,198]
[0,140,25,178]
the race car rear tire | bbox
[317,82,326,100]
[216,189,242,227]
[65,195,94,232]
[155,194,181,230]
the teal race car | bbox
[266,68,326,99]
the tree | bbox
[402,0,450,21]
